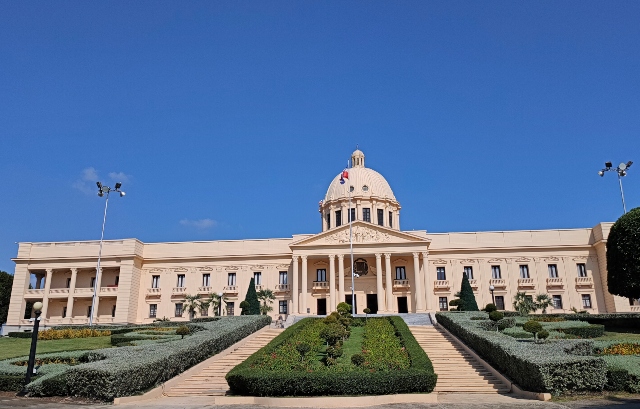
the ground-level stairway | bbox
[165,328,282,397]
[410,326,510,394]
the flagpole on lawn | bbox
[349,159,355,316]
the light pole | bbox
[89,182,125,326]
[599,161,633,214]
[22,301,43,391]
[217,292,223,316]
[489,285,495,306]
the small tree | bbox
[607,207,640,300]
[0,271,13,324]
[241,278,261,315]
[176,325,190,339]
[512,292,537,316]
[363,307,371,321]
[337,302,352,317]
[184,294,201,320]
[239,301,250,315]
[484,303,497,313]
[257,289,276,315]
[459,273,479,311]
[489,311,504,322]
[296,343,311,361]
[523,320,543,341]
[535,293,553,314]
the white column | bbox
[41,269,53,318]
[385,253,393,311]
[301,255,308,314]
[292,256,299,314]
[413,252,425,312]
[421,251,430,311]
[329,254,336,313]
[338,254,345,307]
[376,253,384,312]
[66,268,77,323]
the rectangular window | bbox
[395,266,406,280]
[495,296,505,310]
[201,307,208,317]
[363,208,371,222]
[577,263,587,277]
[254,272,262,285]
[348,208,356,222]
[582,294,592,308]
[389,212,393,228]
[151,275,160,288]
[552,295,563,309]
[439,297,448,311]
[149,304,157,318]
[279,271,288,285]
[316,269,327,282]
[226,302,235,316]
[548,264,558,278]
[66,277,71,288]
[377,209,384,226]
[228,273,237,286]
[463,266,473,280]
[87,306,92,317]
[335,210,342,227]
[175,303,183,317]
[177,274,185,288]
[202,274,210,287]
[62,307,67,318]
[115,276,119,286]
[111,305,116,317]
[519,265,530,279]
[90,277,96,289]
[326,213,331,229]
[491,266,502,279]
[436,267,446,280]
[279,300,288,314]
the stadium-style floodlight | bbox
[89,182,126,326]
[598,161,633,214]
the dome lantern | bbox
[351,149,365,168]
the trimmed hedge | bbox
[602,355,640,393]
[557,324,605,339]
[226,316,437,396]
[8,332,33,338]
[537,313,640,329]
[436,312,606,394]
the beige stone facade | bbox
[5,150,639,332]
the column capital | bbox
[421,251,429,258]
[384,253,391,259]
[338,254,345,260]
[292,255,299,262]
[375,253,382,259]
[45,268,53,274]
[70,268,78,274]
[412,252,420,258]
[301,255,308,261]
[328,254,335,260]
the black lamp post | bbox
[217,292,223,316]
[489,285,495,306]
[21,301,43,393]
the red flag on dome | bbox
[340,169,348,184]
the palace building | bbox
[5,150,639,332]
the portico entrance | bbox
[366,294,378,314]
[397,296,408,313]
[345,294,357,312]
[317,298,327,315]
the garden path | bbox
[164,328,283,397]
[410,325,510,394]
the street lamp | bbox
[90,182,125,326]
[489,285,495,306]
[217,292,223,316]
[22,301,43,390]
[599,161,633,214]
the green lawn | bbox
[335,326,364,367]
[594,328,640,342]
[0,336,112,360]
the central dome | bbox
[324,150,397,202]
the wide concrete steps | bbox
[165,329,282,397]
[410,326,510,394]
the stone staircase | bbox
[165,328,282,397]
[410,326,510,394]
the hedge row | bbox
[16,316,269,400]
[436,312,606,394]
[226,316,437,396]
[558,325,605,339]
[540,313,640,329]
[8,332,33,338]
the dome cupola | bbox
[319,150,401,232]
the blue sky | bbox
[1,1,639,274]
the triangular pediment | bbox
[290,222,430,247]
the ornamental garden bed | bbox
[226,310,437,396]
[0,316,270,400]
[436,311,640,394]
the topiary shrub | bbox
[523,320,543,340]
[459,273,479,311]
[176,325,190,339]
[326,345,343,359]
[497,318,516,331]
[537,330,549,341]
[484,304,497,313]
[351,353,365,366]
[489,311,504,322]
[296,343,311,361]
[606,207,640,300]
[558,324,605,339]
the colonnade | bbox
[290,251,429,314]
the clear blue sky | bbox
[1,1,639,274]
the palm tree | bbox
[207,293,226,316]
[184,294,201,320]
[535,293,553,314]
[512,292,537,315]
[198,298,211,317]
[256,289,276,315]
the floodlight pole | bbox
[599,161,632,214]
[618,173,627,214]
[90,183,125,326]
